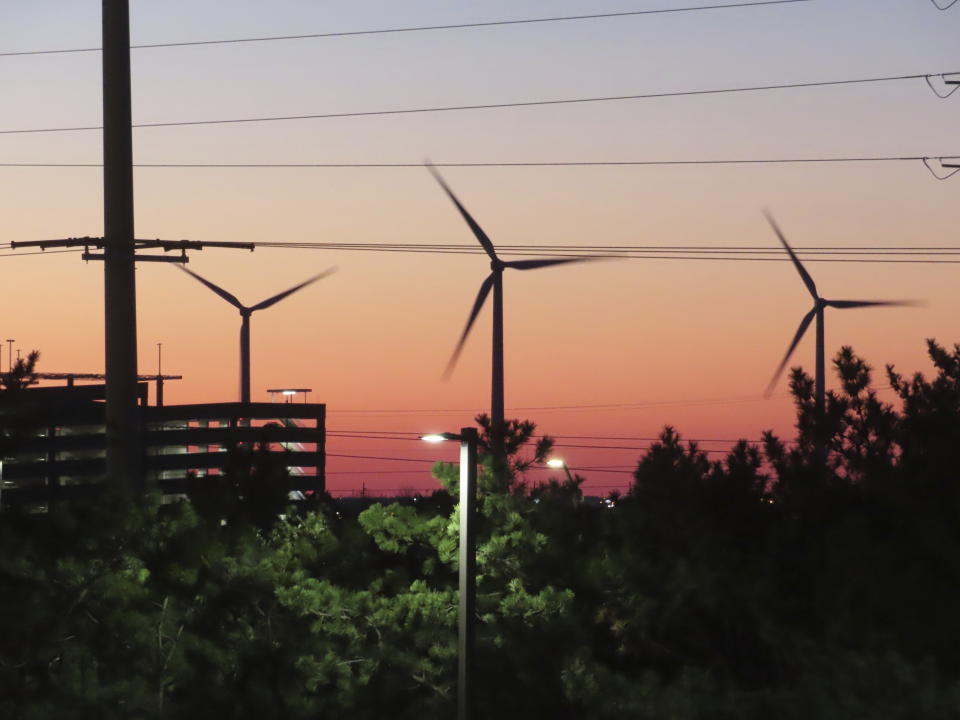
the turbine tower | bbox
[178,266,336,403]
[764,211,915,419]
[429,164,596,461]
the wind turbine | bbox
[428,164,596,459]
[764,211,915,419]
[178,265,336,403]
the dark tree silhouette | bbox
[0,349,39,392]
[2,342,960,718]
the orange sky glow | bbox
[1,1,957,494]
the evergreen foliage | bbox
[1,341,960,718]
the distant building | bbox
[0,382,325,510]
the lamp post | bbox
[5,340,13,372]
[421,427,479,720]
[546,457,575,484]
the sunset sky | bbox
[1,1,957,494]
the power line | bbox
[295,254,960,265]
[328,446,734,467]
[328,436,767,454]
[555,442,723,452]
[575,465,637,469]
[326,401,765,416]
[327,487,441,496]
[575,468,636,475]
[327,438,775,456]
[324,393,852,416]
[329,433,448,442]
[329,430,751,441]
[326,469,436,475]
[10,240,960,253]
[10,241,960,264]
[265,243,960,254]
[13,241,960,255]
[4,69,956,136]
[0,1,813,58]
[0,249,83,258]
[255,243,960,264]
[328,453,438,464]
[4,155,956,169]
[329,430,424,435]
[327,431,791,445]
[324,382,890,418]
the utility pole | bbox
[102,0,142,487]
[8,5,253,467]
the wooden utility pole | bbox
[102,0,142,487]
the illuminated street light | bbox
[419,427,479,720]
[546,457,575,483]
[421,432,459,444]
[266,388,312,404]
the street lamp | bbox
[546,457,575,484]
[267,388,313,404]
[5,339,14,372]
[420,427,479,720]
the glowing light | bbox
[546,458,566,469]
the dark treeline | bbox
[1,341,959,718]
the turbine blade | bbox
[764,210,818,300]
[177,265,245,310]
[765,306,817,397]
[824,299,920,309]
[503,256,599,271]
[249,267,338,312]
[426,161,498,261]
[443,273,495,380]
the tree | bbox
[4,343,960,718]
[0,349,39,393]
